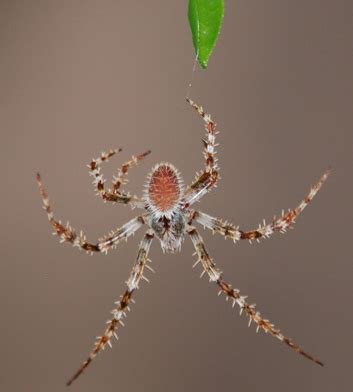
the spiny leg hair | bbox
[184,99,220,207]
[188,226,324,367]
[66,231,154,386]
[89,148,151,207]
[36,173,145,254]
[190,169,330,243]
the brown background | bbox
[1,1,352,391]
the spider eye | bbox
[147,163,182,213]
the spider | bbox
[36,98,330,386]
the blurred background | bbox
[1,1,352,391]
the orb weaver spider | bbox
[36,98,329,386]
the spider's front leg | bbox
[189,169,330,243]
[183,99,220,207]
[36,173,145,254]
[187,226,324,367]
[89,148,151,208]
[66,231,154,386]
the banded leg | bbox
[89,148,151,207]
[190,169,330,243]
[66,231,154,386]
[183,99,220,207]
[36,173,145,254]
[188,226,323,367]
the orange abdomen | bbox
[148,164,181,212]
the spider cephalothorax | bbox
[36,98,330,386]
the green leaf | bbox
[188,0,225,69]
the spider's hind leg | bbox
[111,150,151,193]
[89,148,151,207]
[183,99,220,207]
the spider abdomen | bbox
[144,162,185,252]
[149,165,179,210]
[144,162,184,218]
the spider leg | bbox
[36,173,145,254]
[189,169,330,243]
[183,99,219,207]
[66,230,154,386]
[89,148,151,208]
[187,226,324,367]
